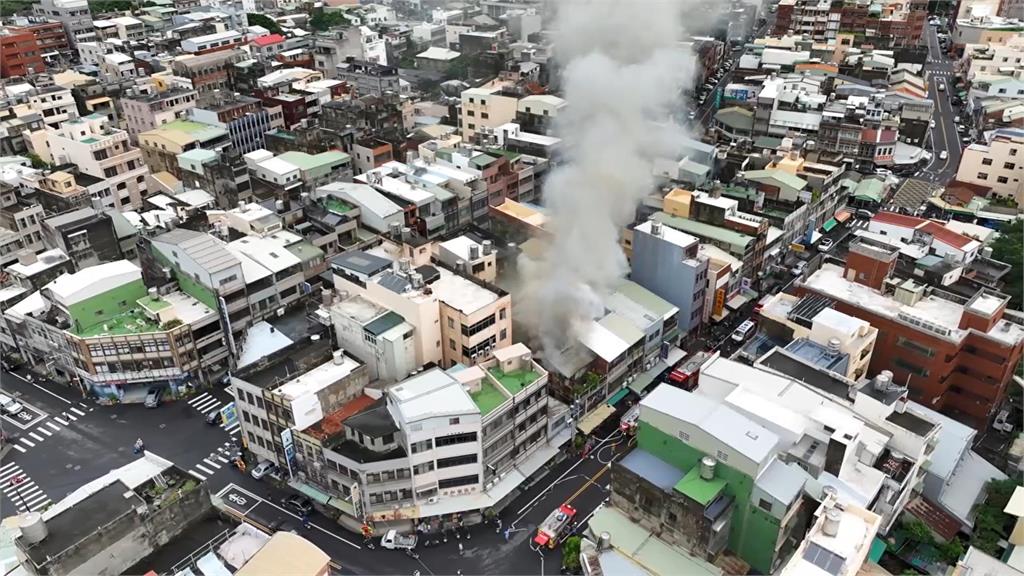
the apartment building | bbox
[460,84,519,141]
[138,119,231,174]
[515,94,565,135]
[773,0,927,47]
[610,353,939,573]
[181,31,245,55]
[177,147,254,209]
[33,0,94,47]
[0,195,44,258]
[232,347,368,468]
[120,88,199,141]
[798,250,1024,429]
[188,95,282,155]
[331,237,512,370]
[331,294,416,384]
[42,206,138,268]
[0,109,44,156]
[756,292,878,380]
[27,86,78,130]
[244,149,353,196]
[954,128,1024,205]
[28,113,149,211]
[866,211,982,264]
[291,348,559,523]
[630,220,709,335]
[351,139,394,176]
[335,57,400,97]
[952,15,1024,52]
[171,49,248,107]
[1,28,46,78]
[3,260,230,397]
[92,17,144,43]
[435,235,498,284]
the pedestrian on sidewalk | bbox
[495,518,502,533]
[458,542,464,556]
[503,528,510,542]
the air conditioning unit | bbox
[427,496,439,504]
[276,307,285,317]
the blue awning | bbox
[607,388,630,406]
[822,218,838,232]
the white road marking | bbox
[38,427,52,436]
[229,428,239,435]
[223,421,240,433]
[46,422,60,431]
[0,468,23,483]
[201,403,223,415]
[194,464,214,475]
[12,445,26,453]
[69,407,86,416]
[16,486,41,498]
[62,413,77,421]
[24,494,51,508]
[28,432,45,442]
[0,462,18,474]
[53,417,68,425]
[188,392,212,406]
[18,438,34,448]
[189,470,206,481]
[7,372,73,404]
[217,456,230,464]
[203,458,221,469]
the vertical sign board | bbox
[220,401,238,427]
[281,428,297,480]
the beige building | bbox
[955,128,1024,204]
[28,113,148,211]
[759,292,878,380]
[460,83,519,141]
[120,88,198,142]
[434,235,498,283]
[965,36,1024,80]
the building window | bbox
[982,158,993,165]
[435,432,476,447]
[977,172,988,180]
[500,328,507,341]
[997,176,1009,184]
[716,450,729,462]
[449,417,460,426]
[1003,162,1015,170]
[449,339,456,351]
[758,498,773,512]
[438,474,478,489]
[437,454,477,469]
[677,430,690,442]
[894,357,930,378]
[896,336,935,358]
[448,317,454,329]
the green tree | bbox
[970,476,1021,555]
[990,219,1023,307]
[88,0,134,13]
[26,153,48,169]
[246,13,283,35]
[0,0,35,17]
[901,518,934,545]
[937,538,965,564]
[444,57,471,81]
[562,535,582,572]
[309,10,348,32]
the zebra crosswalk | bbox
[187,441,240,481]
[0,462,52,512]
[186,392,240,435]
[11,402,92,453]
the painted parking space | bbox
[1,402,47,430]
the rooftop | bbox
[470,378,506,416]
[272,353,361,402]
[652,211,754,250]
[674,466,727,506]
[488,367,540,396]
[389,368,479,422]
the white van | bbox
[0,393,24,416]
[730,320,757,343]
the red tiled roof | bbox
[302,394,377,440]
[943,180,991,206]
[905,496,961,541]
[252,34,285,47]
[871,211,926,229]
[920,220,975,249]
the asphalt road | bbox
[1,369,626,575]
[918,24,963,185]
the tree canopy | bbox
[246,13,283,35]
[990,219,1022,308]
[309,10,348,32]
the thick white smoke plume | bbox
[518,0,698,372]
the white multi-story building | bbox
[33,0,94,46]
[460,82,519,141]
[27,113,148,211]
[955,127,1024,204]
[120,89,198,142]
[330,294,416,384]
[27,86,78,130]
[92,16,144,42]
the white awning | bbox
[577,404,616,436]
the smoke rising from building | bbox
[517,0,697,372]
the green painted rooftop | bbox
[80,137,99,144]
[488,367,539,396]
[285,241,325,263]
[743,168,808,191]
[160,119,228,141]
[470,154,497,168]
[653,211,753,250]
[673,467,726,506]
[137,295,171,312]
[471,380,506,416]
[324,196,354,214]
[74,307,161,337]
[278,150,351,171]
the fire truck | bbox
[533,503,577,549]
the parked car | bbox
[144,386,163,408]
[0,393,24,416]
[205,410,222,425]
[267,518,299,534]
[250,461,277,480]
[937,82,945,92]
[790,260,808,276]
[687,111,697,119]
[856,208,875,219]
[817,238,835,252]
[381,529,418,550]
[282,495,314,515]
[730,320,757,343]
[953,115,960,123]
[930,120,936,128]
[939,150,948,160]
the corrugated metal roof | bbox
[619,449,685,491]
[755,458,808,506]
[365,311,405,336]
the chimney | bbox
[482,240,493,255]
[650,221,663,236]
[469,244,480,260]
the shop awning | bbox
[289,479,332,505]
[726,292,753,311]
[607,388,630,406]
[821,218,838,232]
[577,404,616,436]
[835,209,852,223]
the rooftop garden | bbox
[471,380,506,416]
[75,307,161,337]
[324,197,355,214]
[489,367,540,396]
